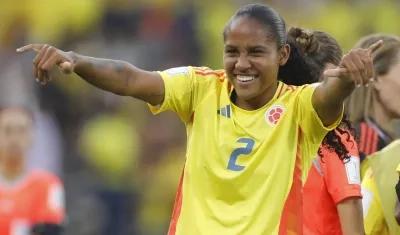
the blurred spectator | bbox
[27,110,63,176]
[79,106,141,235]
[138,148,185,235]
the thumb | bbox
[367,40,383,56]
[59,62,73,74]
[323,67,349,77]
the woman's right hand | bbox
[17,44,75,85]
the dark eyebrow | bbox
[224,44,236,49]
[224,44,269,52]
[248,46,268,51]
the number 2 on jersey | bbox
[227,138,255,171]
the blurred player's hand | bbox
[16,44,74,85]
[324,40,383,87]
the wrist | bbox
[66,51,80,68]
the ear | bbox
[278,44,290,66]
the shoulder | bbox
[275,83,320,112]
[163,66,192,76]
[319,130,359,165]
[161,66,225,80]
[160,66,228,91]
[30,170,64,207]
[278,82,319,97]
[30,170,62,187]
[191,67,225,78]
[189,67,231,98]
[191,67,227,86]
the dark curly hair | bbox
[286,27,356,161]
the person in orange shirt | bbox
[293,27,364,235]
[0,106,65,235]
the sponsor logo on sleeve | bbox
[345,156,361,185]
[165,67,190,76]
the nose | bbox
[235,55,251,71]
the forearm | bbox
[314,77,355,125]
[70,52,136,96]
[337,197,364,235]
[323,77,355,106]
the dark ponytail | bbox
[278,41,318,85]
[286,26,354,162]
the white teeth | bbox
[237,75,255,82]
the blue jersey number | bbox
[227,138,255,171]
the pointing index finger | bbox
[16,44,44,53]
[366,40,383,56]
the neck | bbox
[234,82,278,110]
[371,100,394,136]
[0,157,25,182]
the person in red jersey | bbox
[289,27,364,235]
[0,107,65,235]
[16,4,381,234]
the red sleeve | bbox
[321,132,362,204]
[33,176,65,224]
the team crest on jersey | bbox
[165,67,190,76]
[265,105,285,127]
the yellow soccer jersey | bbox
[149,66,342,235]
[397,164,400,174]
[361,158,371,181]
[362,168,389,235]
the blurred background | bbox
[0,0,399,234]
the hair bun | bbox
[287,27,320,55]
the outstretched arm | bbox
[17,44,165,106]
[312,40,383,126]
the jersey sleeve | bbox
[148,66,197,123]
[322,133,362,204]
[295,83,343,144]
[34,178,66,224]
